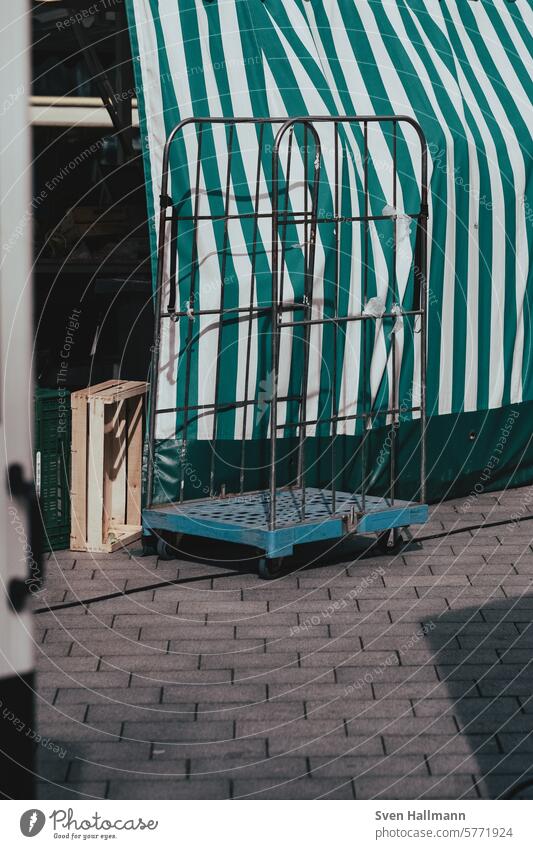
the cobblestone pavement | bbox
[34,485,533,800]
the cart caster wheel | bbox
[258,557,284,580]
[141,536,157,556]
[157,538,176,560]
[377,529,404,554]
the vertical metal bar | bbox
[166,213,178,315]
[299,124,309,492]
[270,130,280,530]
[390,119,398,506]
[297,123,321,521]
[419,140,428,506]
[331,122,340,514]
[179,123,204,502]
[304,125,309,293]
[146,138,174,509]
[361,120,369,514]
[240,123,264,494]
[209,122,235,497]
[278,128,294,309]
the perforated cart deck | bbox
[143,488,428,559]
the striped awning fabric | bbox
[126,0,532,446]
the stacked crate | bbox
[70,380,147,552]
[35,388,71,551]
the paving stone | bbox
[61,741,151,761]
[383,733,498,756]
[238,625,328,639]
[428,753,533,775]
[495,732,533,753]
[68,758,189,781]
[36,703,87,724]
[163,639,263,653]
[474,775,531,799]
[402,650,499,665]
[54,686,161,705]
[269,682,372,702]
[309,754,428,779]
[238,668,337,684]
[201,654,298,670]
[195,703,305,721]
[373,681,478,700]
[236,718,346,739]
[36,656,100,673]
[161,684,267,704]
[243,588,331,602]
[122,720,234,743]
[70,639,168,657]
[177,601,268,615]
[34,756,70,782]
[42,721,122,741]
[206,611,298,624]
[336,665,439,686]
[37,612,115,628]
[345,716,457,737]
[99,655,202,673]
[43,628,109,644]
[109,779,231,799]
[268,734,383,757]
[153,670,233,684]
[354,775,478,799]
[412,696,520,718]
[37,671,131,689]
[37,780,107,799]
[330,587,419,600]
[300,651,400,669]
[233,777,354,799]
[189,756,309,780]
[84,700,193,721]
[150,739,266,760]
[306,698,413,720]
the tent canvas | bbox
[125,0,533,504]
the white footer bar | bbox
[3,799,531,848]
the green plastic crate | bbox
[35,388,71,552]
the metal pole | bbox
[270,135,280,529]
[419,142,429,505]
[146,135,174,508]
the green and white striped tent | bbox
[125,0,533,503]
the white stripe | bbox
[133,0,177,440]
[447,0,525,408]
[398,0,481,411]
[472,1,531,404]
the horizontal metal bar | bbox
[276,406,422,430]
[155,393,303,417]
[160,302,310,320]
[161,305,270,320]
[280,309,423,329]
[161,305,423,323]
[165,211,421,225]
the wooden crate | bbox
[70,380,147,552]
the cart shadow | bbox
[147,531,417,575]
[426,596,533,799]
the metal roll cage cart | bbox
[143,115,429,578]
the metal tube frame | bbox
[146,115,428,538]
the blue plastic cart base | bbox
[143,487,428,571]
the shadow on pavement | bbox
[427,596,533,799]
